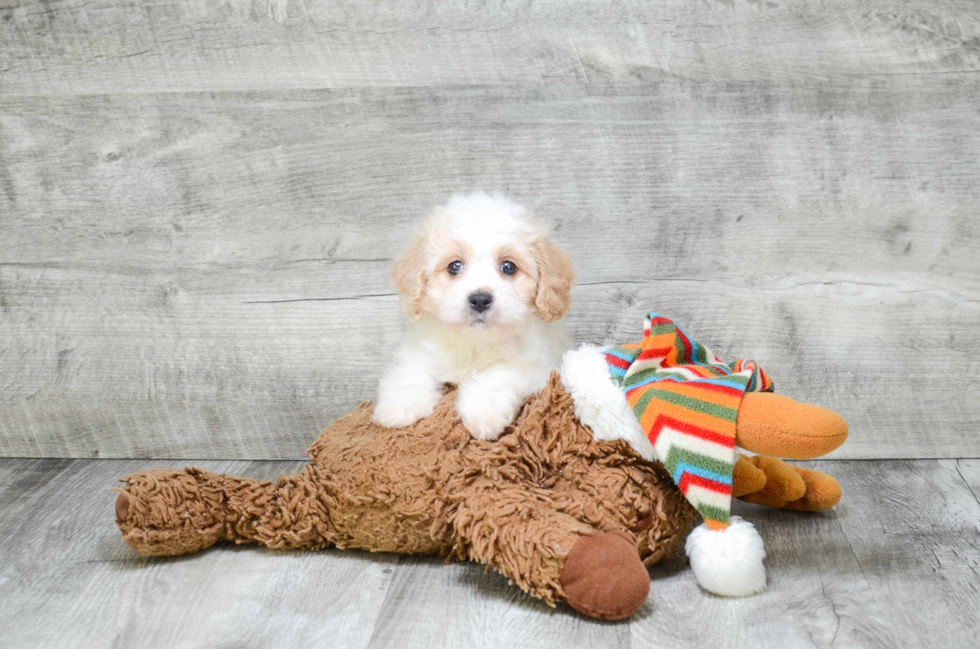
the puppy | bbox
[372,192,575,440]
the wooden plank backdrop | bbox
[2,0,980,94]
[1,0,979,460]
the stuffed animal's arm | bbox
[731,454,842,511]
[449,479,650,621]
[115,466,335,556]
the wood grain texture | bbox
[2,458,978,648]
[368,553,632,649]
[2,82,978,459]
[0,458,400,649]
[956,459,980,501]
[828,459,980,647]
[1,0,979,95]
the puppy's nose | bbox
[468,291,494,313]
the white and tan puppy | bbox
[372,192,575,440]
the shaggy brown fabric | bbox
[114,371,845,619]
[116,373,695,610]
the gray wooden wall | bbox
[1,0,978,461]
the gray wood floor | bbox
[1,457,977,649]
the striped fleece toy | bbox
[603,312,774,533]
[559,311,842,597]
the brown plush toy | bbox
[114,373,846,622]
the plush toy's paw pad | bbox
[782,467,842,511]
[114,491,141,551]
[115,491,130,522]
[560,531,650,621]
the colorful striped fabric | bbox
[603,312,774,531]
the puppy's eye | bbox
[448,260,464,275]
[499,261,517,276]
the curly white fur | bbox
[373,193,574,440]
[559,345,655,461]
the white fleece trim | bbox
[684,516,767,597]
[559,345,655,461]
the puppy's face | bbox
[392,194,574,329]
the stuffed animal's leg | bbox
[732,455,842,511]
[450,486,649,621]
[114,469,229,556]
[115,466,336,556]
[735,392,848,459]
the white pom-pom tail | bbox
[685,516,767,597]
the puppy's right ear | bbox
[392,234,427,321]
[531,233,575,323]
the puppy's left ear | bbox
[531,230,575,322]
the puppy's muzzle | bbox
[468,291,493,314]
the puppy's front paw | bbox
[372,367,442,429]
[372,396,437,429]
[456,392,517,441]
